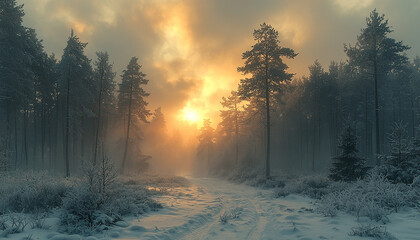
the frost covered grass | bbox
[0,167,167,236]
[227,167,285,188]
[59,159,163,235]
[0,171,72,214]
[317,172,418,221]
[0,213,29,237]
[273,174,332,199]
[59,182,162,235]
[272,171,419,222]
[349,223,397,240]
[122,174,190,188]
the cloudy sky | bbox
[19,0,420,129]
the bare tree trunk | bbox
[234,100,239,167]
[80,116,85,158]
[41,107,45,169]
[14,110,18,170]
[121,82,133,172]
[317,102,321,169]
[23,104,28,169]
[265,63,271,179]
[412,98,416,138]
[374,58,380,165]
[312,114,316,171]
[94,68,104,165]
[65,63,70,177]
[33,104,37,168]
[365,89,368,159]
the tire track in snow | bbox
[185,178,270,240]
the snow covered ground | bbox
[3,177,420,240]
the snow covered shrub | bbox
[364,171,416,212]
[350,224,396,240]
[60,184,161,235]
[300,175,331,199]
[316,194,338,217]
[59,157,161,235]
[274,175,332,199]
[219,207,242,224]
[360,200,390,223]
[329,122,369,182]
[228,166,264,184]
[59,187,107,234]
[0,172,71,214]
[29,212,48,229]
[318,171,416,221]
[0,213,29,236]
[82,156,118,204]
[101,186,162,218]
[378,122,420,184]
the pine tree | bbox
[238,23,297,178]
[149,107,166,136]
[0,0,33,168]
[307,60,329,171]
[198,119,215,172]
[118,57,150,172]
[345,9,410,164]
[383,121,419,184]
[219,91,242,167]
[329,121,369,182]
[93,52,116,165]
[59,30,93,177]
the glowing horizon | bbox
[19,0,420,131]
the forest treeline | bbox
[1,0,420,179]
[0,0,173,176]
[196,10,420,179]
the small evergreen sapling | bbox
[381,122,420,184]
[329,122,369,181]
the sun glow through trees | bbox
[182,107,200,124]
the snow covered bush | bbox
[0,213,29,237]
[29,212,48,229]
[59,158,162,235]
[316,195,338,217]
[59,186,109,234]
[0,172,71,214]
[318,171,417,221]
[59,183,161,235]
[349,223,397,240]
[228,166,264,184]
[377,122,420,184]
[219,207,242,224]
[274,175,332,199]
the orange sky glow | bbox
[19,0,420,131]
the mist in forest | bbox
[1,0,420,179]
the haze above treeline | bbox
[1,0,420,177]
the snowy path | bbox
[114,177,420,240]
[6,177,419,239]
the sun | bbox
[182,107,200,124]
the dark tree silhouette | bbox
[329,121,369,182]
[238,23,297,178]
[345,9,409,165]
